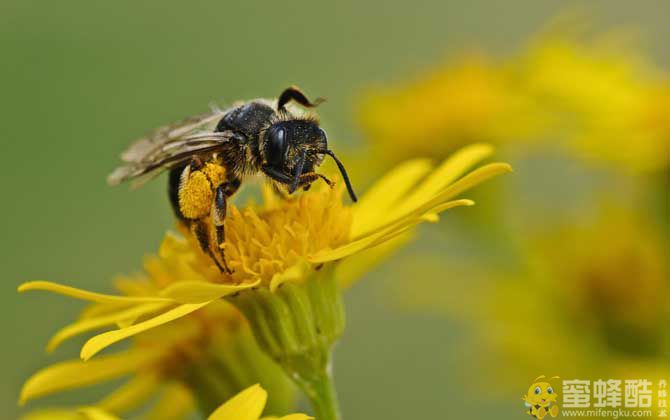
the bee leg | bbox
[271,183,291,199]
[212,179,240,274]
[191,218,227,273]
[277,86,325,111]
[299,172,334,188]
[172,158,226,271]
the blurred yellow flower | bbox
[393,206,668,387]
[358,29,670,173]
[519,33,670,172]
[643,83,670,137]
[524,207,666,360]
[358,56,539,168]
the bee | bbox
[108,86,357,273]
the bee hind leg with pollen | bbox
[168,157,239,273]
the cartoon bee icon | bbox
[523,376,560,419]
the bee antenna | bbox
[278,86,325,112]
[323,149,357,202]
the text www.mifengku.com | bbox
[561,408,653,418]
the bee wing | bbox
[120,110,227,163]
[135,131,234,165]
[107,131,236,187]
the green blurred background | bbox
[2,1,668,419]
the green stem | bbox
[293,365,341,420]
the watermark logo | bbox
[523,377,668,418]
[523,376,560,419]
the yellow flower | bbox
[518,32,670,172]
[20,144,511,420]
[23,385,309,420]
[523,207,666,359]
[208,384,310,420]
[358,56,539,169]
[19,254,294,418]
[22,407,120,420]
[641,83,670,144]
[358,28,670,173]
[392,206,668,389]
[20,143,509,359]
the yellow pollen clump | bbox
[202,162,228,187]
[179,171,213,219]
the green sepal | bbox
[227,264,345,420]
[182,325,295,417]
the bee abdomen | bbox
[168,165,187,220]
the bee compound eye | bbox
[547,387,553,394]
[267,126,287,166]
[535,387,541,395]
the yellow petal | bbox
[47,303,169,352]
[21,407,120,420]
[20,348,162,405]
[81,303,210,360]
[269,260,311,292]
[310,223,417,263]
[404,143,494,207]
[310,199,474,263]
[402,162,511,227]
[146,382,194,420]
[355,163,508,240]
[370,164,509,237]
[159,279,260,303]
[262,415,313,420]
[420,213,440,222]
[97,374,160,415]
[79,301,133,320]
[260,183,282,210]
[208,383,267,420]
[335,231,414,289]
[77,407,120,420]
[351,158,433,236]
[21,409,82,420]
[345,163,508,248]
[352,144,494,238]
[18,281,171,304]
[429,162,512,203]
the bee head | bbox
[262,119,357,202]
[263,119,326,172]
